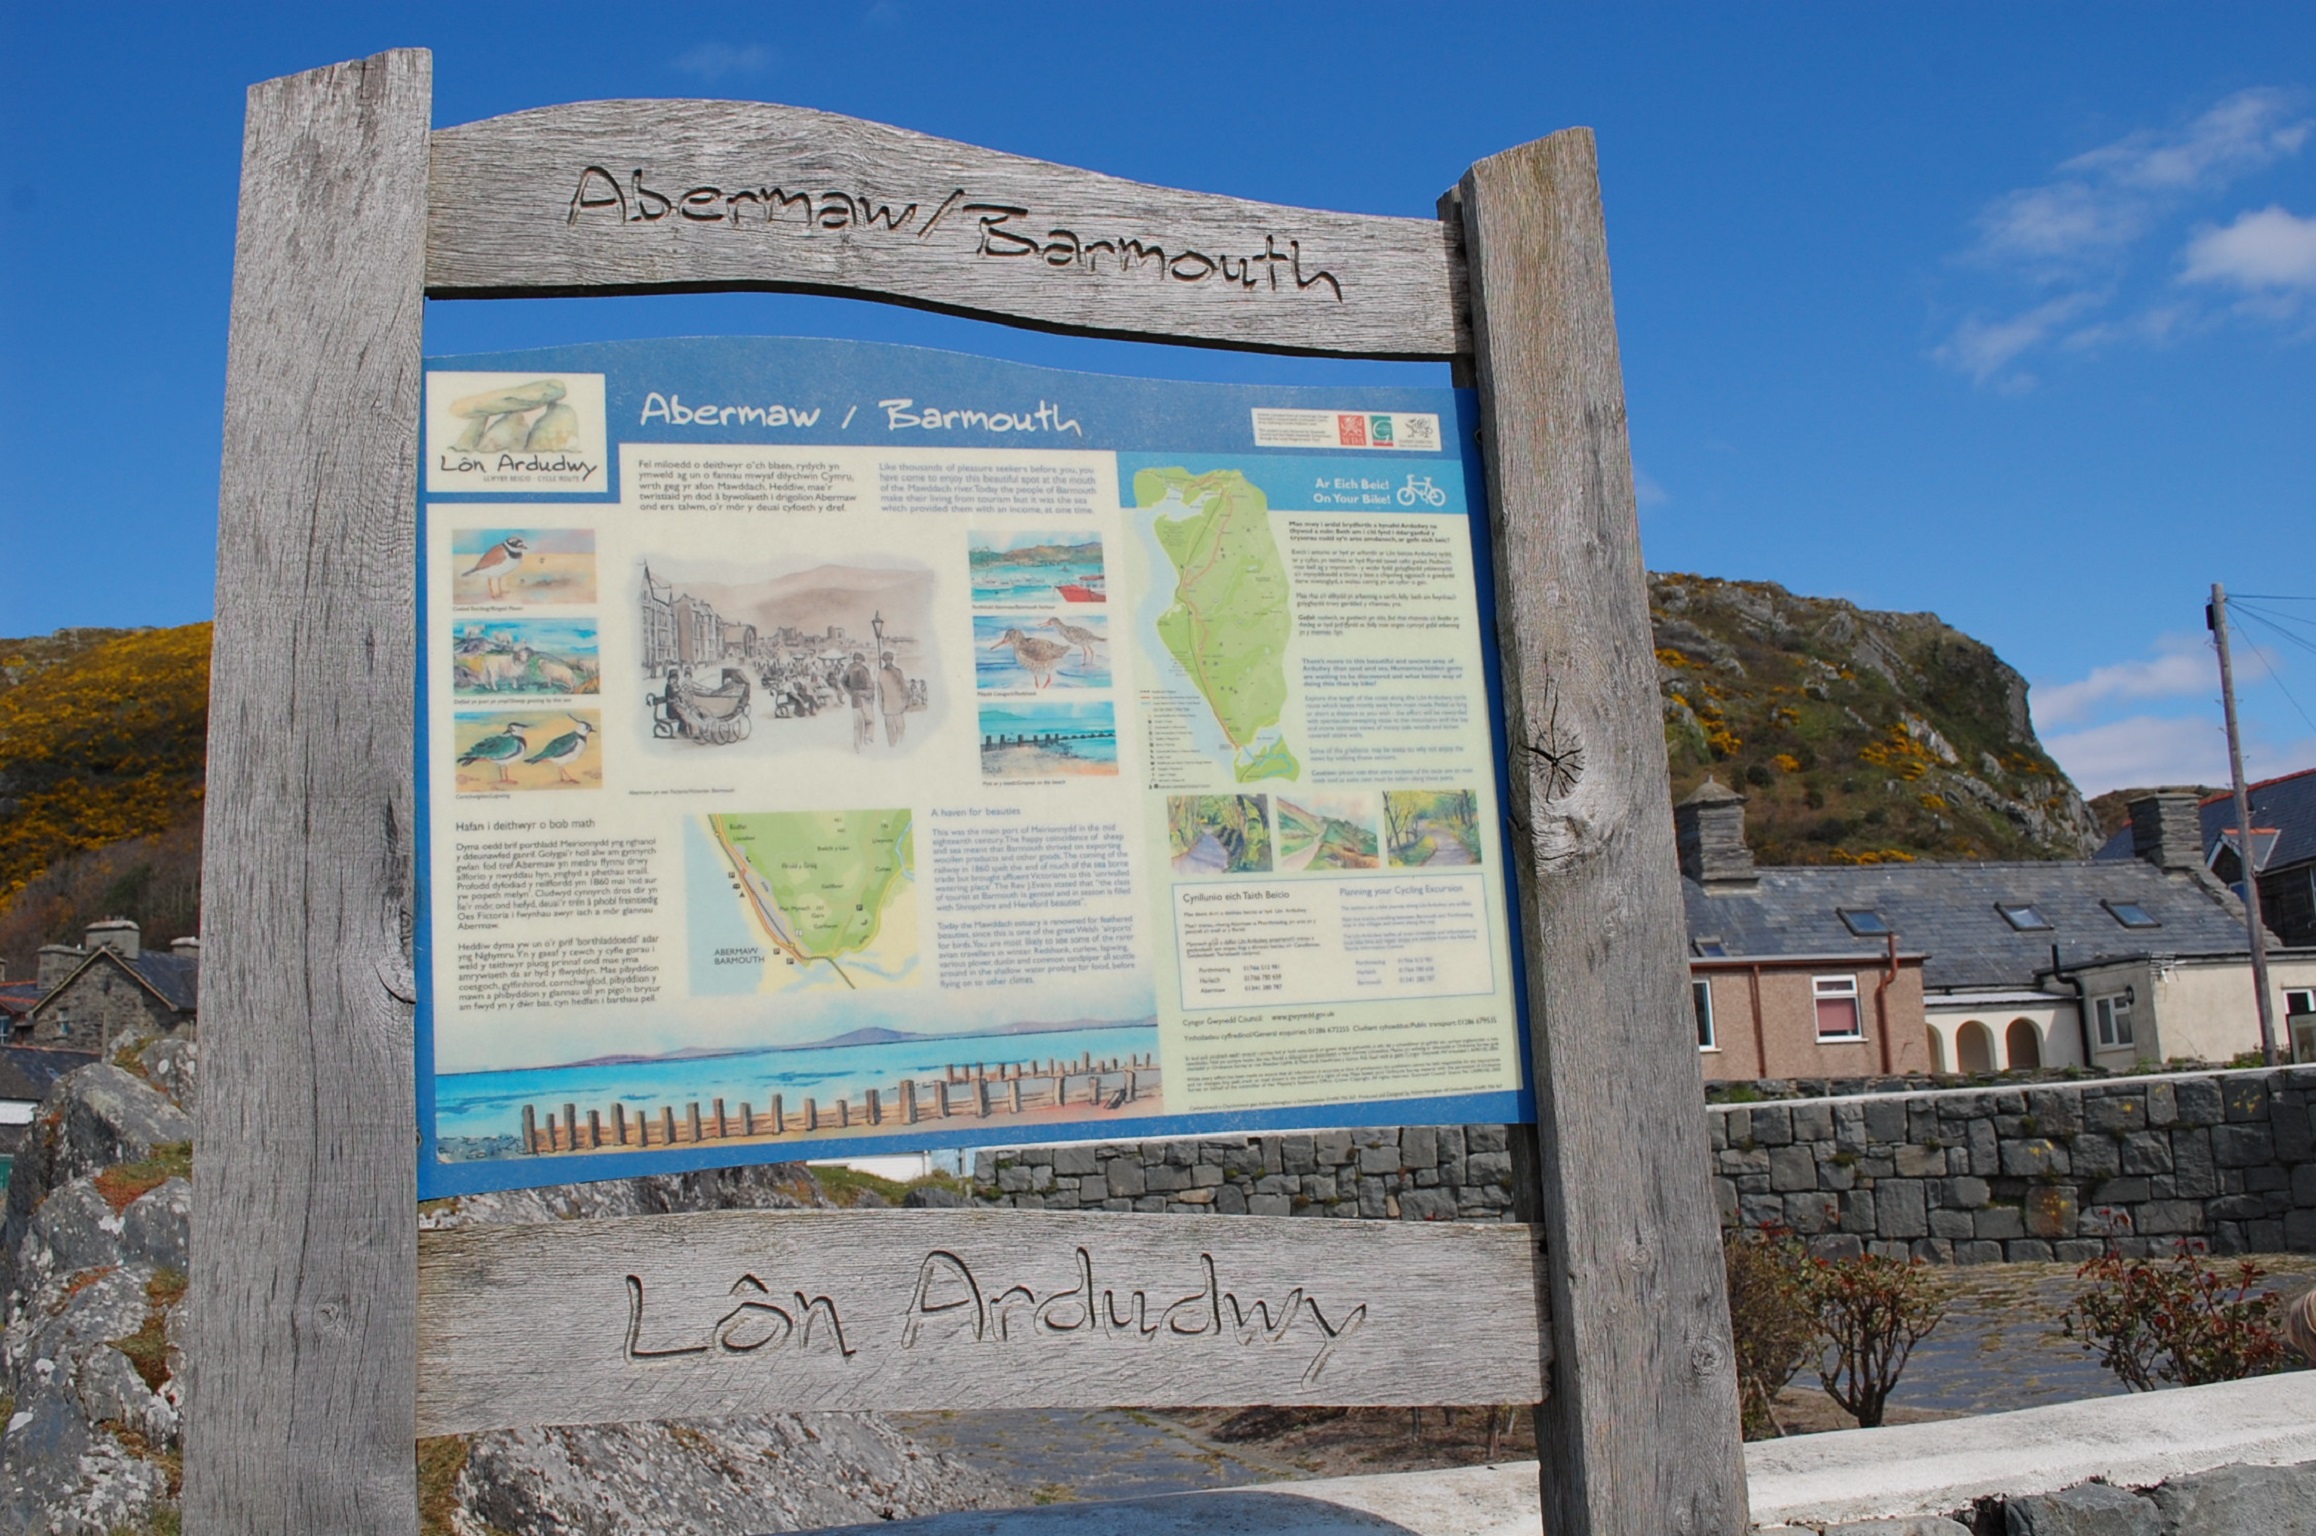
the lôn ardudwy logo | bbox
[427,372,608,492]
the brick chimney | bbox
[2128,792,2205,872]
[1676,778,1758,889]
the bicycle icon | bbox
[1396,474,1449,507]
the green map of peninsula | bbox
[711,809,914,987]
[1137,467,1299,783]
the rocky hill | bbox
[0,626,209,979]
[0,579,2103,979]
[1651,573,2099,865]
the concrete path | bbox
[816,1372,2316,1535]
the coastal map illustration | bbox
[1135,467,1299,783]
[702,809,918,993]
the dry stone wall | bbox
[974,1066,2316,1264]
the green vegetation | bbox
[808,1163,970,1208]
[0,624,210,977]
[2062,1244,2295,1391]
[93,1143,193,1215]
[1722,1225,1952,1435]
[1652,574,2094,864]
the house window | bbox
[2095,994,2135,1049]
[1814,975,1863,1040]
[1693,937,1728,959]
[1693,979,1717,1050]
[1839,909,1891,937]
[2104,901,2160,930]
[2285,988,2316,1018]
[1995,903,2051,931]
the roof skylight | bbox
[1996,903,2051,931]
[2104,900,2160,930]
[1839,909,1891,937]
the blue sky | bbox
[4,4,2313,795]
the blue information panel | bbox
[416,337,1528,1197]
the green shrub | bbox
[2061,1244,2293,1391]
[1723,1225,1817,1438]
[1807,1250,1950,1429]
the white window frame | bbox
[1692,978,1717,1051]
[2094,993,2135,1048]
[1813,974,1864,1041]
[2284,988,2316,1018]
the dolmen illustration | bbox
[446,378,581,453]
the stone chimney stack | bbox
[171,937,201,961]
[2128,792,2205,873]
[1675,778,1758,889]
[85,918,140,960]
[36,944,84,992]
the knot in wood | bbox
[1520,682,1586,804]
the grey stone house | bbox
[22,920,198,1053]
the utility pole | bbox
[2209,583,2280,1065]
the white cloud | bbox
[670,42,775,82]
[2042,714,2230,795]
[1938,88,2312,386]
[2063,87,2310,194]
[2183,205,2316,291]
[2032,633,2212,728]
[1934,292,2103,386]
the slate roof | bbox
[128,953,198,1012]
[0,1044,96,1102]
[27,949,198,1017]
[2094,768,2316,874]
[0,983,37,1024]
[1683,858,2255,992]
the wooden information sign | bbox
[189,47,1745,1536]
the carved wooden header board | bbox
[189,47,1746,1536]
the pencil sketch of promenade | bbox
[639,557,940,753]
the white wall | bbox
[1924,996,2081,1073]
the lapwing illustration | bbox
[990,628,1071,690]
[457,721,532,784]
[1039,616,1103,668]
[524,715,596,785]
[460,535,530,600]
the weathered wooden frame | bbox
[189,46,1744,1536]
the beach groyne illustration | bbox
[516,1051,1161,1155]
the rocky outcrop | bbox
[448,1414,1011,1536]
[1651,573,2099,865]
[0,1042,1012,1535]
[0,1037,194,1536]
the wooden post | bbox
[660,1106,676,1146]
[686,1103,703,1143]
[1009,1079,1023,1115]
[184,47,432,1536]
[586,1111,602,1150]
[521,1105,537,1154]
[867,1088,881,1125]
[1458,129,1748,1534]
[739,1102,753,1136]
[611,1104,628,1147]
[769,1093,785,1134]
[900,1079,916,1124]
[713,1098,727,1137]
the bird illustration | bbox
[990,628,1071,690]
[1039,616,1104,668]
[524,716,596,785]
[460,536,530,600]
[457,722,532,784]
